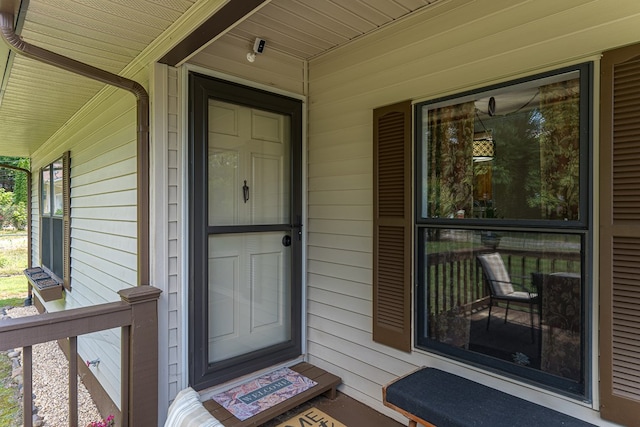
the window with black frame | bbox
[40,154,68,283]
[415,64,591,397]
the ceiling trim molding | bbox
[158,0,270,67]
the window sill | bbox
[24,267,63,302]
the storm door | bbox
[189,74,303,390]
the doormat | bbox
[275,407,347,427]
[211,367,317,421]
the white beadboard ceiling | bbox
[0,0,438,157]
[226,0,439,60]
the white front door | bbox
[207,100,291,363]
[189,74,303,389]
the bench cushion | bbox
[384,368,594,427]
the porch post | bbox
[118,286,162,427]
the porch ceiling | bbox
[0,0,438,157]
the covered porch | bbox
[1,1,640,426]
[0,1,447,425]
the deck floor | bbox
[202,362,403,427]
[469,305,541,367]
[261,391,405,427]
[203,308,542,427]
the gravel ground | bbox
[4,305,103,427]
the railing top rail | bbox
[0,301,132,351]
[427,247,581,262]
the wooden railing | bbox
[426,248,581,315]
[0,286,161,427]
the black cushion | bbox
[385,368,594,427]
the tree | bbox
[11,202,27,230]
[12,158,29,205]
[533,79,580,220]
[0,157,29,230]
[0,156,29,205]
[0,188,27,230]
[0,188,13,227]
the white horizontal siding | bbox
[307,273,372,301]
[72,217,137,237]
[305,0,640,423]
[73,153,136,184]
[309,257,370,282]
[166,66,181,405]
[308,300,370,333]
[69,107,137,406]
[71,174,135,198]
[72,159,137,188]
[72,258,132,296]
[309,173,371,191]
[307,218,370,236]
[71,240,137,278]
[308,193,371,212]
[29,88,140,408]
[308,232,371,252]
[308,246,371,269]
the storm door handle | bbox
[242,180,249,203]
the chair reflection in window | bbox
[477,253,540,343]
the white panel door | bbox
[207,100,291,363]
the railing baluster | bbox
[447,261,453,310]
[473,259,479,302]
[463,259,468,309]
[121,324,130,427]
[456,260,461,306]
[434,264,440,314]
[69,336,78,427]
[23,345,33,427]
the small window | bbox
[415,64,591,398]
[39,152,70,289]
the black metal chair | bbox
[477,252,539,342]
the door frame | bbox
[187,72,305,390]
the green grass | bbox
[0,231,28,308]
[0,232,27,276]
[0,275,28,308]
[0,352,21,427]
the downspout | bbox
[0,13,150,286]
